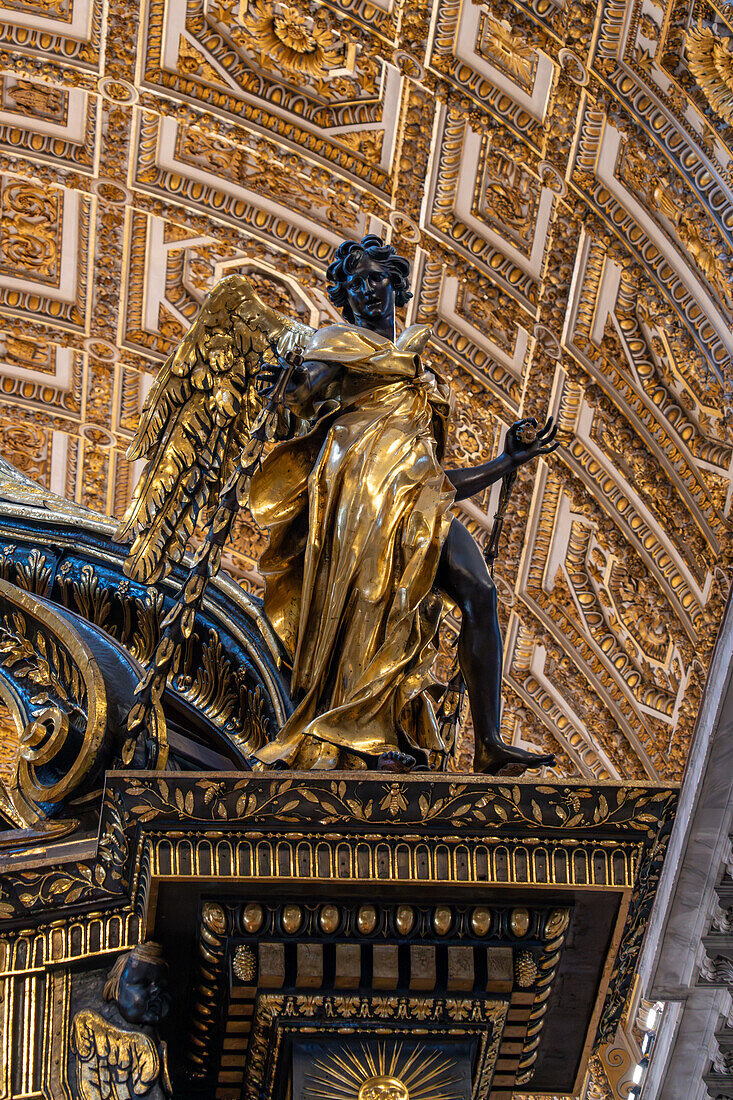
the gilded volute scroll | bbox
[0,576,162,827]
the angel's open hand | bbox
[504,417,560,466]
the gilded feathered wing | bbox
[115,275,314,584]
[71,1009,169,1099]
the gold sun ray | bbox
[339,1051,370,1082]
[387,1042,403,1077]
[304,1082,355,1100]
[307,1053,365,1100]
[367,1048,380,1077]
[338,1052,368,1080]
[398,1048,464,1100]
[397,1048,424,1084]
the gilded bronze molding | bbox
[0,772,677,1097]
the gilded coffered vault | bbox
[0,0,731,1087]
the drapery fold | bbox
[249,323,455,768]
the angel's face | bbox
[117,956,171,1027]
[344,253,395,332]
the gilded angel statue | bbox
[116,236,559,774]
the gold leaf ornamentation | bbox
[476,11,537,88]
[686,24,733,125]
[236,3,345,78]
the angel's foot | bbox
[378,750,416,773]
[474,740,555,776]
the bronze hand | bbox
[504,416,560,466]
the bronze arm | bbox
[284,357,343,415]
[446,453,516,501]
[286,358,341,402]
[445,418,560,502]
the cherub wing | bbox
[71,1009,160,1099]
[114,274,314,584]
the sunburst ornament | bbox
[358,1077,408,1100]
[303,1042,465,1100]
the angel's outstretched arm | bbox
[446,418,559,502]
[446,452,515,502]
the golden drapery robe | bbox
[248,322,455,768]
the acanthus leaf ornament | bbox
[686,23,733,126]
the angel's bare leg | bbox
[434,518,555,774]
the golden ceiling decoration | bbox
[686,23,733,125]
[238,3,351,79]
[0,0,731,852]
[476,11,538,88]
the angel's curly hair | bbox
[104,942,168,1004]
[326,236,413,323]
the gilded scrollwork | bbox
[621,145,732,307]
[12,861,102,910]
[0,180,59,282]
[596,808,673,1044]
[92,773,678,839]
[0,519,287,779]
[177,129,361,231]
[0,578,107,824]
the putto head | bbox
[104,941,171,1027]
[326,236,413,324]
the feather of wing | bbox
[115,274,314,583]
[71,1010,160,1099]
